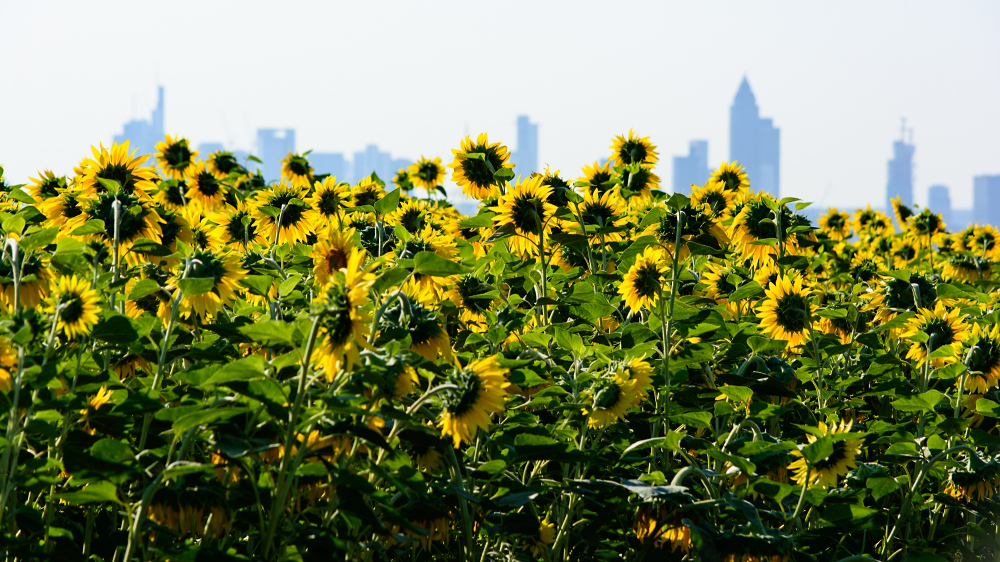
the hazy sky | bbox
[2,1,998,210]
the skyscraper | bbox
[927,185,951,226]
[886,124,915,209]
[311,152,351,181]
[511,115,538,175]
[672,140,710,195]
[973,175,1000,227]
[352,145,412,184]
[730,77,780,197]
[113,86,164,160]
[256,129,295,183]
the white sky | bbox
[2,0,998,209]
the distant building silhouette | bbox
[973,175,1000,227]
[886,123,915,209]
[113,86,164,162]
[927,185,951,226]
[730,77,780,196]
[511,115,538,176]
[311,153,351,181]
[197,142,225,155]
[352,144,411,184]
[257,129,295,183]
[672,140,710,195]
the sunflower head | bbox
[45,275,102,340]
[28,170,69,200]
[206,151,248,178]
[906,208,946,244]
[408,156,447,193]
[490,175,557,256]
[82,191,164,249]
[583,370,637,429]
[609,129,658,168]
[578,161,617,195]
[902,303,970,367]
[758,273,813,348]
[439,356,509,447]
[890,196,915,229]
[251,182,318,246]
[154,135,198,179]
[618,246,670,314]
[393,168,415,192]
[788,419,862,488]
[172,249,247,319]
[448,133,512,201]
[962,324,1000,393]
[852,205,894,237]
[281,152,314,188]
[78,141,157,199]
[819,208,852,241]
[711,161,750,193]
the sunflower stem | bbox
[446,446,473,562]
[955,345,978,419]
[788,464,812,529]
[111,198,122,312]
[0,345,25,532]
[3,238,21,316]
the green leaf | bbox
[17,227,58,252]
[866,475,899,500]
[172,407,251,434]
[179,277,215,296]
[975,398,1000,418]
[277,274,300,297]
[671,411,712,429]
[621,431,686,457]
[412,251,470,277]
[240,275,274,297]
[493,167,515,182]
[129,238,172,256]
[71,219,106,236]
[727,281,763,303]
[801,435,834,465]
[2,215,25,234]
[707,450,756,476]
[891,389,944,413]
[206,356,268,385]
[717,385,753,404]
[96,177,121,192]
[927,344,956,361]
[91,314,139,342]
[374,188,400,215]
[90,439,135,464]
[7,188,36,205]
[459,213,495,229]
[162,462,214,481]
[239,320,294,345]
[54,481,123,506]
[127,279,160,301]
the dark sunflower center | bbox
[417,163,439,183]
[976,234,996,251]
[161,180,187,206]
[63,196,83,218]
[884,277,936,310]
[409,307,443,346]
[718,171,742,191]
[160,214,182,246]
[589,171,613,191]
[511,196,545,235]
[582,201,617,229]
[163,143,192,168]
[194,229,211,249]
[447,371,483,416]
[775,292,810,333]
[593,379,623,410]
[225,212,258,243]
[288,159,310,176]
[632,263,661,299]
[618,141,648,165]
[399,208,425,233]
[188,252,227,292]
[39,178,63,197]
[456,276,491,313]
[355,188,379,207]
[213,154,240,174]
[627,168,653,192]
[828,215,845,228]
[713,273,737,295]
[743,202,789,241]
[196,173,221,197]
[325,248,348,273]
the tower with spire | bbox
[729,77,780,197]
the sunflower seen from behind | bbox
[609,128,658,168]
[311,225,360,288]
[818,207,852,241]
[758,273,814,349]
[788,419,862,488]
[308,176,352,225]
[312,249,376,380]
[27,170,69,201]
[490,175,558,257]
[408,156,447,195]
[448,133,512,201]
[154,135,198,179]
[77,141,156,199]
[711,161,750,193]
[186,161,228,211]
[730,192,797,268]
[209,202,266,250]
[45,275,102,339]
[691,179,736,220]
[902,303,970,368]
[578,160,616,195]
[961,324,1000,393]
[251,182,319,246]
[0,253,52,312]
[168,249,247,319]
[618,246,670,315]
[280,152,313,189]
[438,355,509,447]
[583,369,638,429]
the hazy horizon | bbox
[2,0,998,212]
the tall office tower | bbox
[113,85,164,160]
[256,129,296,183]
[511,115,539,175]
[927,185,951,226]
[730,77,780,196]
[353,145,392,183]
[311,153,351,181]
[973,175,1000,227]
[671,140,710,195]
[886,123,915,209]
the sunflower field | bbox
[0,130,999,562]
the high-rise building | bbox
[113,86,164,162]
[352,145,412,185]
[511,115,538,175]
[927,185,951,226]
[973,175,1000,227]
[730,77,780,197]
[672,140,710,195]
[886,124,915,209]
[311,153,351,181]
[256,129,295,183]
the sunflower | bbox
[711,161,750,193]
[851,205,894,238]
[27,170,69,201]
[865,273,937,326]
[758,273,813,348]
[583,370,638,429]
[448,133,513,201]
[618,246,670,315]
[386,198,430,234]
[154,135,198,179]
[788,419,862,488]
[568,186,629,243]
[308,176,352,225]
[37,190,87,231]
[208,202,266,250]
[153,178,191,211]
[311,225,360,288]
[490,175,558,256]
[691,179,736,220]
[77,141,156,198]
[642,202,729,256]
[944,456,1000,502]
[633,502,693,554]
[818,208,852,241]
[730,192,797,268]
[902,303,970,368]
[79,385,114,435]
[529,519,556,557]
[890,196,914,230]
[609,128,658,168]
[123,267,172,322]
[445,274,498,333]
[408,156,447,194]
[536,167,572,206]
[906,208,946,248]
[622,357,653,404]
[378,296,453,362]
[971,225,1000,258]
[890,237,919,270]
[715,530,795,562]
[182,206,225,251]
[186,161,228,210]
[154,208,193,267]
[351,175,386,208]
[312,251,376,380]
[80,191,164,258]
[850,249,880,284]
[205,151,248,179]
[942,254,992,282]
[438,355,509,447]
[251,182,319,246]
[278,152,312,189]
[700,263,751,318]
[0,253,52,312]
[168,249,247,319]
[392,225,460,301]
[45,275,102,339]
[392,168,415,192]
[577,160,616,195]
[961,324,1000,393]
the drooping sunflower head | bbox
[28,170,69,200]
[313,261,376,380]
[962,324,1000,394]
[281,152,313,188]
[446,274,497,331]
[691,179,736,220]
[618,246,670,315]
[37,190,86,231]
[408,156,447,193]
[819,207,852,241]
[438,355,509,447]
[789,419,862,488]
[578,160,616,195]
[890,195,914,229]
[154,135,198,179]
[906,208,946,245]
[570,186,629,242]
[490,175,557,256]
[633,499,695,554]
[902,303,970,367]
[377,296,453,363]
[45,275,102,340]
[78,141,156,198]
[583,370,638,429]
[392,168,415,192]
[714,529,795,562]
[711,161,750,193]
[730,193,796,268]
[0,253,52,312]
[251,182,318,246]
[448,133,512,201]
[81,191,164,252]
[942,253,993,282]
[386,199,429,234]
[757,273,814,348]
[609,129,658,168]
